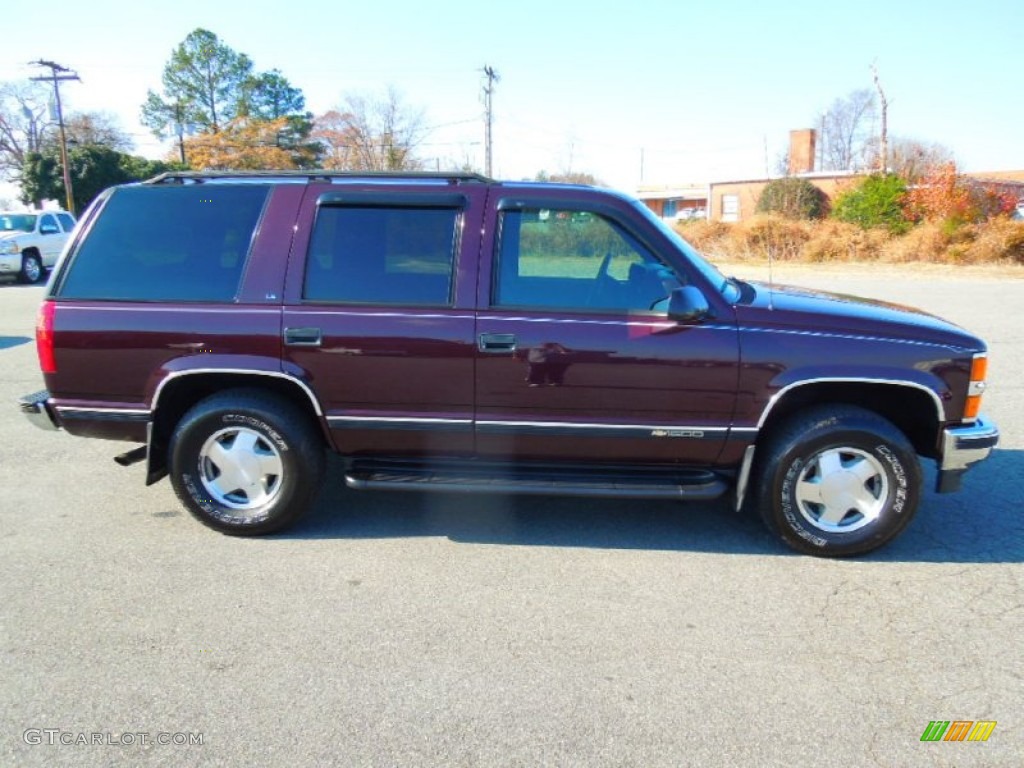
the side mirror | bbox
[667,286,709,323]
[40,225,59,235]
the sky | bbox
[2,0,1022,200]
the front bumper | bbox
[0,253,21,274]
[936,414,999,493]
[19,389,60,432]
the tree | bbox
[141,28,254,135]
[64,111,133,152]
[831,174,909,233]
[756,177,828,219]
[819,89,877,171]
[313,87,425,171]
[0,81,51,178]
[875,137,955,184]
[141,30,315,169]
[239,70,304,120]
[903,162,1016,224]
[237,70,317,168]
[535,170,603,186]
[20,145,178,211]
[182,117,303,170]
[311,110,357,170]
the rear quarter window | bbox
[57,185,269,302]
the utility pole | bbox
[871,62,889,173]
[481,65,499,177]
[30,60,80,213]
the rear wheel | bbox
[18,252,43,284]
[168,389,325,535]
[752,405,921,557]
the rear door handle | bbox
[478,333,517,353]
[284,327,322,347]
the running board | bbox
[344,460,728,501]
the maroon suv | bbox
[19,171,999,556]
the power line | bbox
[29,60,80,213]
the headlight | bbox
[0,240,19,255]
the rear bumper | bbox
[936,415,999,493]
[19,389,60,432]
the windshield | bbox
[0,214,37,233]
[630,201,741,303]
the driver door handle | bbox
[284,327,322,347]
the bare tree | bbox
[64,111,134,152]
[536,170,603,186]
[871,63,889,172]
[0,81,52,178]
[869,136,955,183]
[310,110,357,170]
[314,87,425,171]
[820,89,877,171]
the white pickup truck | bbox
[0,210,77,283]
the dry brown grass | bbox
[676,215,1024,266]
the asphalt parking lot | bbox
[1,266,1021,767]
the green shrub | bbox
[755,177,828,220]
[831,174,911,234]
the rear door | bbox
[474,191,740,465]
[281,183,487,457]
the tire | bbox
[168,389,325,536]
[18,252,43,284]
[751,405,921,557]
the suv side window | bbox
[39,214,59,235]
[57,185,268,302]
[494,207,681,312]
[304,205,459,306]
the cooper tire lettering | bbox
[168,389,323,536]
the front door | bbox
[474,198,739,465]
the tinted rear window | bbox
[58,185,268,302]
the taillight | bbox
[36,300,56,374]
[963,353,987,421]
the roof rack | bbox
[145,170,494,185]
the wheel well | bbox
[760,382,941,458]
[22,247,41,258]
[147,373,329,481]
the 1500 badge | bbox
[652,429,705,438]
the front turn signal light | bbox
[964,354,987,420]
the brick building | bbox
[639,129,1024,223]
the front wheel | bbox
[168,389,325,535]
[19,253,43,284]
[752,406,921,557]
